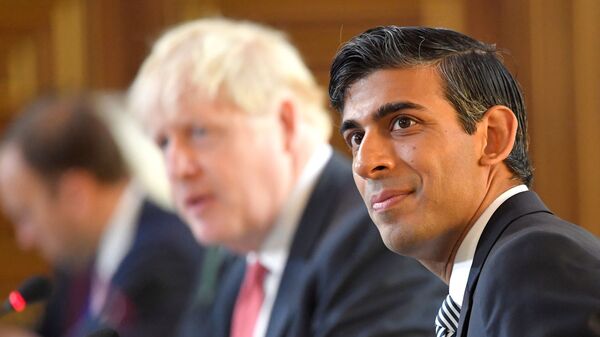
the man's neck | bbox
[232,139,326,254]
[89,179,130,248]
[421,176,522,284]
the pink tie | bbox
[230,261,268,337]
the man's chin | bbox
[56,253,93,272]
[188,222,215,245]
[377,224,422,257]
[188,221,237,248]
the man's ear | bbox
[479,105,518,165]
[277,99,298,152]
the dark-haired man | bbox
[329,26,600,337]
[0,95,202,337]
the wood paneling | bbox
[529,0,578,222]
[51,0,88,89]
[573,0,600,234]
[86,0,129,89]
[420,0,466,32]
[6,38,38,111]
[0,1,53,34]
[220,0,417,24]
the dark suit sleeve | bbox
[473,219,600,337]
[101,219,203,337]
[36,269,91,337]
[176,248,244,337]
[294,210,446,337]
[116,245,201,337]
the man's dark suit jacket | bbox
[178,152,446,337]
[38,199,203,337]
[456,191,600,337]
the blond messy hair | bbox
[129,17,331,141]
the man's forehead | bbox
[0,144,27,171]
[343,67,436,106]
[149,93,257,133]
[0,145,43,194]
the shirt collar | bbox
[449,184,528,306]
[248,144,333,275]
[94,183,144,283]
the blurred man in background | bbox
[129,18,445,337]
[329,26,600,337]
[0,94,203,337]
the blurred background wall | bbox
[0,0,598,326]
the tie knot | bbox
[435,294,461,337]
[246,261,268,283]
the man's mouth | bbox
[183,194,214,214]
[370,190,412,212]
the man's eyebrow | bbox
[375,101,424,120]
[340,101,425,135]
[339,119,360,135]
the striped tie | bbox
[435,294,461,337]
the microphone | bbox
[86,328,120,337]
[0,276,52,317]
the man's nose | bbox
[165,138,200,180]
[15,222,36,252]
[353,131,395,180]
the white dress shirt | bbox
[448,185,528,307]
[249,144,333,337]
[90,183,144,316]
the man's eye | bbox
[345,132,364,149]
[155,134,169,150]
[392,116,416,130]
[191,127,206,139]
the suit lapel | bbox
[456,191,551,336]
[265,154,347,337]
[214,259,245,337]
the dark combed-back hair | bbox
[329,26,533,186]
[2,94,129,187]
